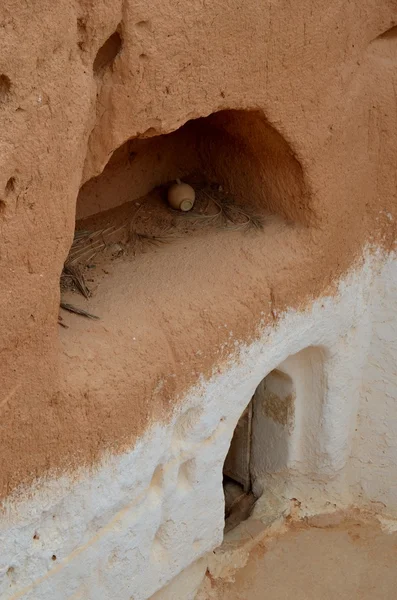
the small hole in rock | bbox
[77,17,86,31]
[5,176,16,194]
[51,554,57,561]
[77,18,88,51]
[33,532,39,540]
[0,75,11,103]
[139,53,148,61]
[136,20,150,28]
[0,200,6,213]
[93,30,122,74]
[7,566,14,576]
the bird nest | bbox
[59,180,264,321]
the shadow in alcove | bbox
[222,366,296,533]
[76,109,308,223]
[60,109,310,317]
[223,401,257,534]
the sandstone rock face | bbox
[0,0,396,598]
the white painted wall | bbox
[349,257,397,517]
[1,249,396,600]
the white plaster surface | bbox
[349,257,397,517]
[1,249,396,600]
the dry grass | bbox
[63,221,174,269]
[127,226,177,255]
[60,302,99,320]
[62,263,90,298]
[176,184,264,232]
[60,221,175,320]
[65,226,124,266]
[60,227,122,319]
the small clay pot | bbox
[167,181,195,212]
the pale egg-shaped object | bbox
[167,182,195,211]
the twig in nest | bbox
[62,263,90,298]
[60,302,99,320]
[67,225,125,265]
[176,185,264,232]
[179,205,223,225]
[211,195,264,232]
[66,200,152,266]
[244,212,264,231]
[127,226,176,254]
